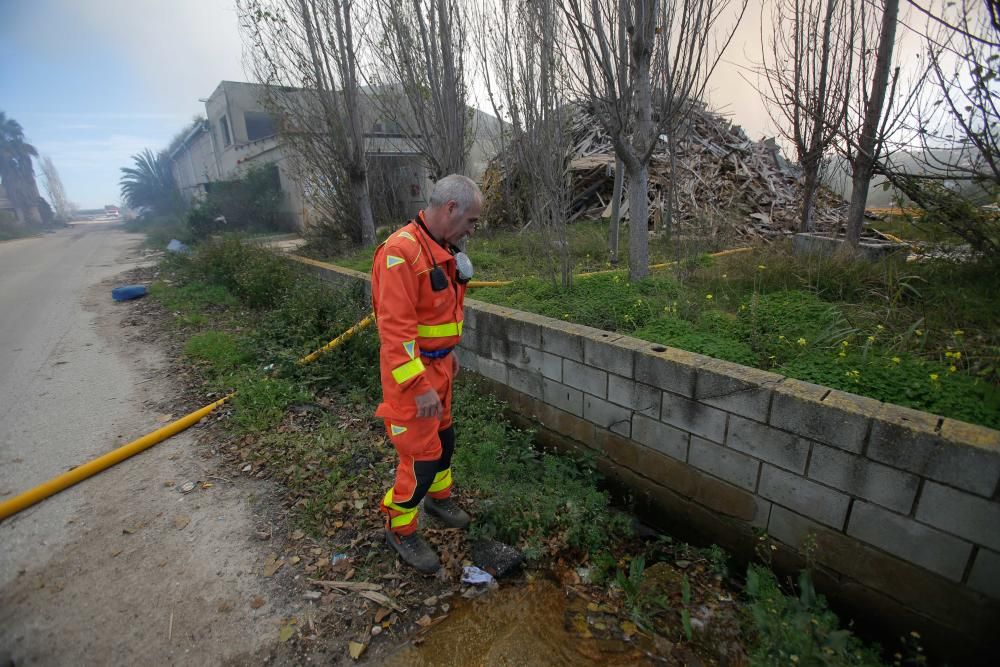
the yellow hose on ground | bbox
[298,312,375,365]
[0,312,376,522]
[0,395,233,521]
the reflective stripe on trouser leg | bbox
[427,468,452,497]
[382,489,418,532]
[382,458,438,536]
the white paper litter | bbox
[461,566,495,585]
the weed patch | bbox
[744,565,885,666]
[453,379,631,559]
[183,331,248,375]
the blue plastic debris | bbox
[112,284,148,301]
[167,239,190,253]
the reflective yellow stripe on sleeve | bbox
[417,321,463,338]
[391,357,426,384]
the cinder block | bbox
[847,501,973,581]
[607,375,660,418]
[916,482,1000,552]
[542,378,583,417]
[808,443,919,514]
[541,323,585,362]
[474,307,512,347]
[509,345,544,373]
[769,383,869,453]
[727,415,809,473]
[695,359,782,421]
[458,351,480,375]
[688,436,760,491]
[634,346,705,398]
[462,305,480,330]
[661,392,728,444]
[506,312,543,348]
[968,549,1000,599]
[476,356,508,384]
[487,336,515,363]
[541,351,562,381]
[584,334,634,377]
[758,464,850,529]
[584,395,632,437]
[458,326,477,354]
[508,367,543,400]
[563,359,608,399]
[631,414,689,461]
[768,504,823,548]
[868,405,1000,498]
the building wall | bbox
[288,254,1000,666]
[170,80,501,231]
[171,128,219,204]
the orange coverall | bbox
[371,214,467,535]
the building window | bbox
[244,112,277,141]
[220,116,232,147]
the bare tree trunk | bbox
[800,165,821,233]
[627,161,650,280]
[846,0,899,245]
[351,171,377,246]
[608,157,624,264]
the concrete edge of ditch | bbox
[286,253,1000,664]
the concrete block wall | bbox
[288,255,1000,659]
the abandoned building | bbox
[167,80,499,230]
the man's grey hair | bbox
[428,174,482,213]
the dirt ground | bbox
[0,236,308,665]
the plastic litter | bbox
[461,566,495,586]
[166,239,190,253]
[330,553,349,566]
[112,284,147,302]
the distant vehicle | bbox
[104,205,120,217]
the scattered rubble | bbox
[484,104,850,242]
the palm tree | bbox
[0,111,43,227]
[119,148,180,214]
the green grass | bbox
[453,380,630,559]
[149,281,238,315]
[744,565,886,666]
[466,240,999,428]
[183,330,249,374]
[868,215,964,244]
[320,219,726,280]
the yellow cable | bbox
[0,394,233,521]
[1,310,376,522]
[297,312,375,365]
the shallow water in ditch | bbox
[383,578,650,666]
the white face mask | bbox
[455,251,474,282]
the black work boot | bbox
[385,529,440,574]
[423,496,471,529]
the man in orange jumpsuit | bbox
[371,174,482,573]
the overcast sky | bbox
[0,0,783,209]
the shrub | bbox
[187,164,292,239]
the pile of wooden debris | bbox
[482,104,849,242]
